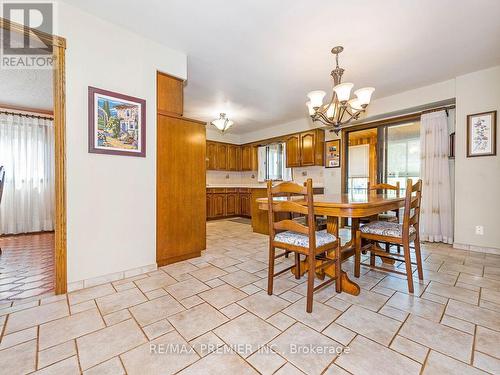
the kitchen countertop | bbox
[206,184,324,189]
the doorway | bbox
[0,18,67,297]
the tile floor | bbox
[0,233,54,300]
[0,220,499,374]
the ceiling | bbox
[62,0,500,134]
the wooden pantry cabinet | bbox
[285,129,325,168]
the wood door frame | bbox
[1,18,68,294]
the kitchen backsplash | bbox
[207,167,325,186]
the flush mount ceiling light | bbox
[211,113,234,133]
[306,46,375,134]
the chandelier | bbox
[306,46,375,134]
[211,113,234,133]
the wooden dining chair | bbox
[354,179,423,293]
[368,181,400,222]
[267,178,342,313]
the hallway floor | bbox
[0,220,499,374]
[0,232,54,301]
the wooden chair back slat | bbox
[274,219,309,235]
[272,201,309,215]
[368,181,400,197]
[403,179,422,236]
[271,182,308,195]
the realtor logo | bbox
[1,2,53,68]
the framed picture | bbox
[325,139,341,168]
[467,110,496,157]
[88,86,146,157]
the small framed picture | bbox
[88,86,146,157]
[325,139,341,168]
[467,110,496,157]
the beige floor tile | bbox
[386,291,444,322]
[322,321,356,345]
[324,297,352,312]
[376,276,426,296]
[133,273,177,292]
[476,326,500,359]
[129,294,184,326]
[214,312,280,358]
[390,335,428,363]
[198,284,247,309]
[38,340,76,369]
[438,262,483,276]
[282,299,341,331]
[473,351,500,374]
[336,305,401,346]
[33,356,80,375]
[236,260,267,273]
[247,348,287,375]
[240,283,262,295]
[399,314,473,362]
[169,303,228,341]
[420,291,449,304]
[378,305,409,322]
[221,270,261,288]
[274,363,305,375]
[324,363,350,375]
[77,319,147,370]
[5,300,69,334]
[0,326,37,350]
[208,256,242,269]
[237,291,290,319]
[121,331,199,374]
[83,357,125,375]
[178,349,259,374]
[70,300,97,315]
[165,278,210,300]
[161,261,199,276]
[481,288,500,305]
[180,295,204,309]
[270,322,342,375]
[335,288,389,311]
[266,312,296,331]
[189,331,225,357]
[39,308,105,349]
[423,350,487,374]
[68,283,116,305]
[142,319,174,340]
[425,281,479,304]
[144,288,168,300]
[441,314,475,334]
[189,265,228,282]
[458,274,500,290]
[0,339,37,375]
[95,288,147,315]
[103,309,132,326]
[446,299,500,331]
[336,335,420,375]
[220,303,247,319]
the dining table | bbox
[256,192,406,296]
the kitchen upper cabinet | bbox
[216,144,228,170]
[300,131,316,166]
[285,134,301,167]
[206,142,217,170]
[241,145,257,171]
[228,145,240,171]
[285,129,325,168]
[157,72,183,116]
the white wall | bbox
[55,2,187,283]
[454,66,500,250]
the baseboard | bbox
[453,242,500,255]
[67,263,158,292]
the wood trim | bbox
[156,110,207,125]
[344,113,421,133]
[53,43,67,294]
[0,17,68,294]
[0,104,53,117]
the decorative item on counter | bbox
[88,86,146,157]
[325,139,341,168]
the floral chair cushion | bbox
[274,230,337,248]
[360,221,416,237]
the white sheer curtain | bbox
[420,111,453,244]
[0,113,55,234]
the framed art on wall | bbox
[88,86,146,157]
[325,139,341,168]
[467,110,496,157]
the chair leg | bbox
[402,241,414,293]
[369,244,375,267]
[294,252,301,280]
[354,231,361,278]
[414,232,424,280]
[306,251,315,313]
[267,244,275,295]
[335,242,342,293]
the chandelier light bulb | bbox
[305,101,315,115]
[326,104,335,119]
[348,98,363,111]
[354,87,375,106]
[333,83,354,103]
[306,90,326,109]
